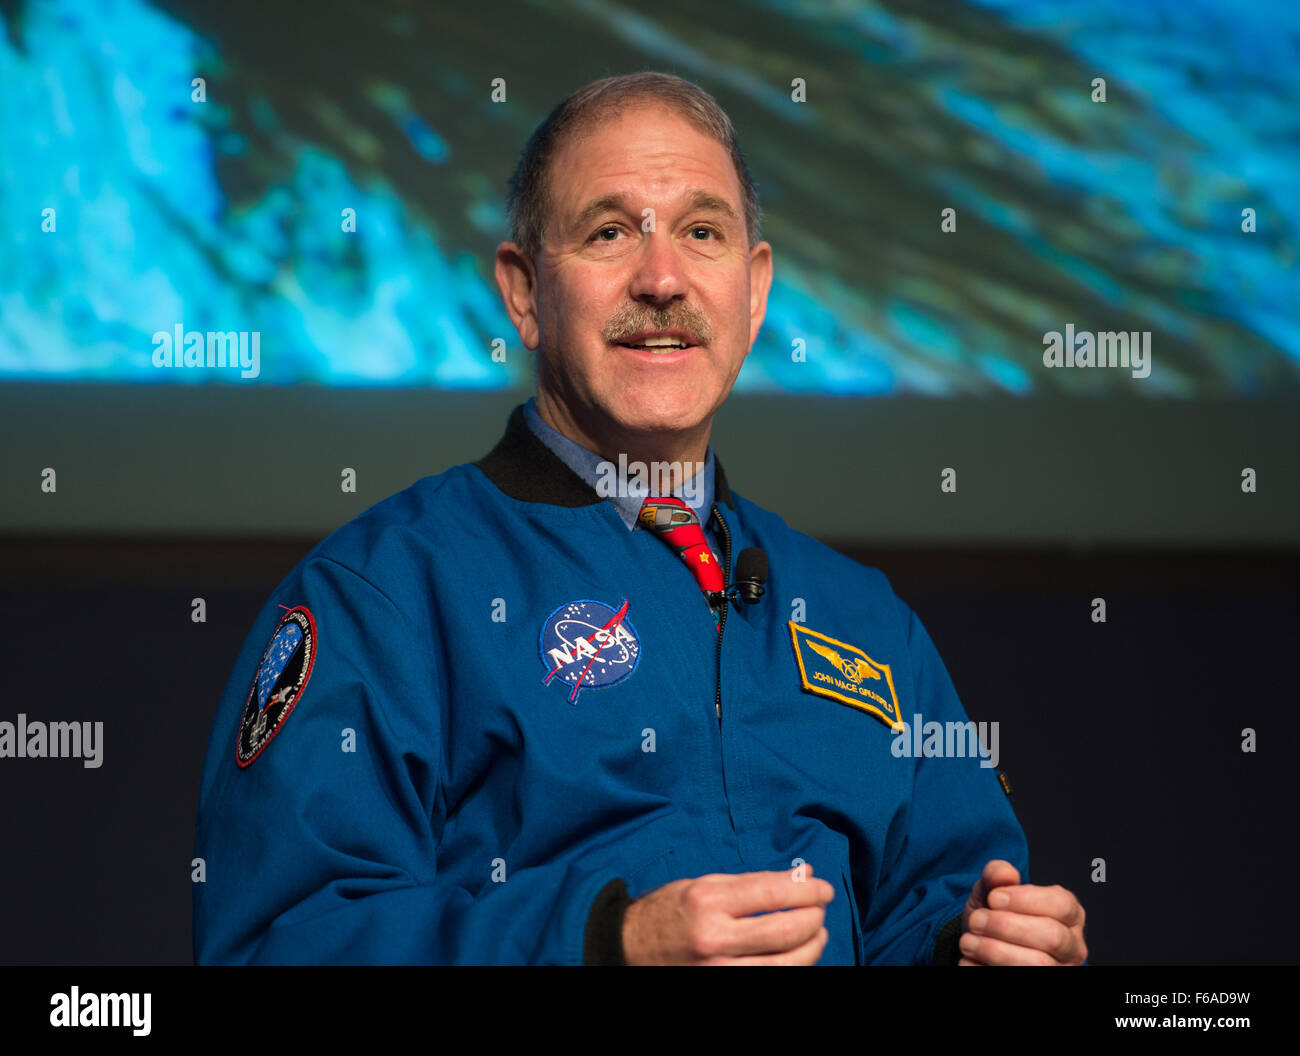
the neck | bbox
[534,391,710,493]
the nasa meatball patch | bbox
[539,598,640,704]
[236,606,317,767]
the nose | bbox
[627,225,689,305]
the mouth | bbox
[612,330,701,354]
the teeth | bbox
[629,337,688,348]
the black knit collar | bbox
[475,404,734,509]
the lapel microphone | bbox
[733,548,768,605]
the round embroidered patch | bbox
[236,606,316,767]
[539,598,640,703]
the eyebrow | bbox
[568,189,739,234]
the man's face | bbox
[499,103,772,450]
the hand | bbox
[621,864,835,965]
[958,859,1087,965]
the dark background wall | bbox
[2,533,1294,964]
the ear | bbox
[495,242,541,350]
[747,240,773,352]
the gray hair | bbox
[506,72,763,264]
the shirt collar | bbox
[522,396,715,530]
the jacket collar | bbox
[475,404,734,509]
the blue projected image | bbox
[1,0,1296,394]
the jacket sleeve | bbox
[193,555,621,965]
[858,598,1029,965]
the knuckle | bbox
[780,911,806,947]
[683,880,716,913]
[1052,887,1073,916]
[1051,921,1073,960]
[773,916,795,949]
[689,924,724,959]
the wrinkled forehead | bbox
[547,103,742,222]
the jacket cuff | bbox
[930,912,964,966]
[582,877,633,965]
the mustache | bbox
[605,314,712,345]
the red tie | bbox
[637,497,725,625]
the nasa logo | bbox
[539,598,641,704]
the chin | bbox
[608,389,713,436]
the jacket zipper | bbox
[711,503,732,723]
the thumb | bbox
[966,859,1021,916]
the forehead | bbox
[549,103,742,218]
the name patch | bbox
[788,621,901,730]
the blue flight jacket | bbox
[193,406,1028,965]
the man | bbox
[193,72,1087,966]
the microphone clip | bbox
[707,580,765,612]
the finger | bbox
[726,926,829,966]
[692,863,818,888]
[719,870,835,917]
[985,884,1084,929]
[968,859,1021,910]
[968,908,1081,963]
[957,957,981,966]
[688,866,818,884]
[720,904,826,957]
[958,932,1057,966]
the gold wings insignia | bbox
[806,637,879,683]
[806,638,845,669]
[852,658,881,681]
